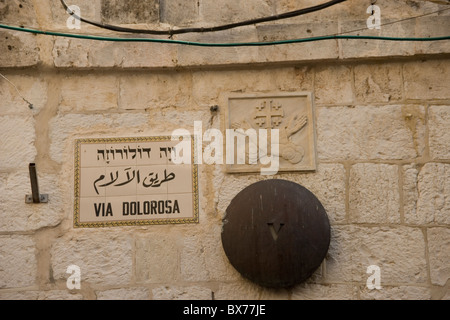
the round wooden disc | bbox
[221,179,330,288]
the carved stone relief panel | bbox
[225,92,317,173]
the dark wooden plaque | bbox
[221,179,330,288]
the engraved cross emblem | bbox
[254,100,284,128]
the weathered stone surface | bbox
[152,285,212,300]
[0,172,65,232]
[59,75,118,112]
[0,290,83,300]
[52,38,177,68]
[0,235,36,288]
[292,283,357,300]
[429,105,450,160]
[427,228,450,286]
[200,0,274,25]
[403,163,450,225]
[0,74,47,115]
[349,163,400,224]
[415,17,450,55]
[0,0,38,27]
[49,113,149,163]
[326,226,427,284]
[0,31,39,68]
[0,115,36,170]
[180,227,240,282]
[288,164,346,223]
[97,288,149,300]
[257,22,339,62]
[160,0,199,26]
[314,65,353,105]
[317,105,426,160]
[119,72,192,110]
[176,27,259,67]
[50,232,133,286]
[359,286,431,300]
[404,60,450,100]
[192,67,314,105]
[101,0,159,24]
[215,281,289,300]
[340,19,416,59]
[135,233,180,283]
[354,63,403,103]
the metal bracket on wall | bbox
[25,163,48,204]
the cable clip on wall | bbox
[25,163,49,204]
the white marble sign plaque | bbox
[226,92,317,173]
[74,136,199,228]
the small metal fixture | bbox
[25,163,48,203]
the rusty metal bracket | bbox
[25,163,48,204]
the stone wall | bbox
[0,0,449,300]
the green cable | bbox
[1,23,449,47]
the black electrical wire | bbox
[60,0,348,36]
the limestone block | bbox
[192,67,313,105]
[359,286,431,300]
[326,226,427,284]
[200,0,274,25]
[0,172,65,232]
[152,285,212,300]
[180,226,240,282]
[292,283,357,300]
[160,0,199,26]
[317,105,426,160]
[256,22,339,62]
[135,233,180,283]
[215,281,289,300]
[97,288,149,300]
[119,72,192,110]
[0,115,36,170]
[404,60,450,100]
[49,113,149,164]
[50,232,133,286]
[427,228,450,286]
[0,0,38,27]
[100,0,159,24]
[415,16,450,55]
[314,65,353,105]
[429,105,450,160]
[59,75,118,112]
[354,63,402,103]
[0,31,40,67]
[349,163,400,224]
[175,27,259,67]
[0,235,36,288]
[279,164,346,224]
[403,163,450,225]
[340,19,416,59]
[146,108,211,134]
[0,290,83,300]
[0,74,47,115]
[403,164,421,225]
[52,38,177,68]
